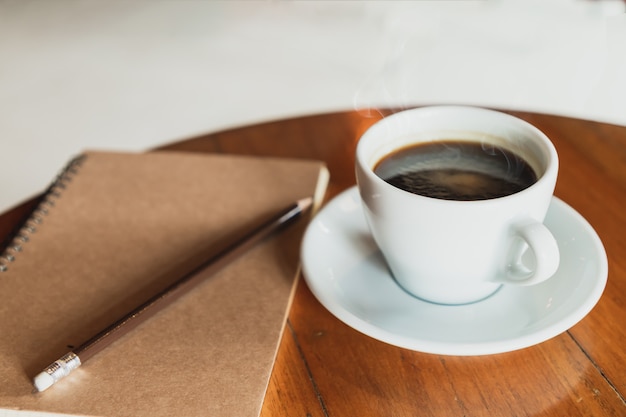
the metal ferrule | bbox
[43,352,82,383]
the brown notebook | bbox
[0,150,329,417]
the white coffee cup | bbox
[355,106,560,305]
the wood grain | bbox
[2,108,625,416]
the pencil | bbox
[33,197,313,392]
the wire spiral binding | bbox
[0,154,87,273]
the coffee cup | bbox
[355,106,560,305]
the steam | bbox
[480,141,530,182]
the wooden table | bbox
[3,108,626,415]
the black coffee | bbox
[374,140,537,201]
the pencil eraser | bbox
[33,372,54,392]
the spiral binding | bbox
[0,154,87,273]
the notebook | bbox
[0,150,329,417]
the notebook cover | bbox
[0,150,329,417]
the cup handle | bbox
[498,220,560,286]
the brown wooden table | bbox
[3,108,626,415]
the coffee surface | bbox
[374,140,537,201]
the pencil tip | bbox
[297,197,313,211]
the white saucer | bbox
[301,186,608,355]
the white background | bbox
[1,0,625,213]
